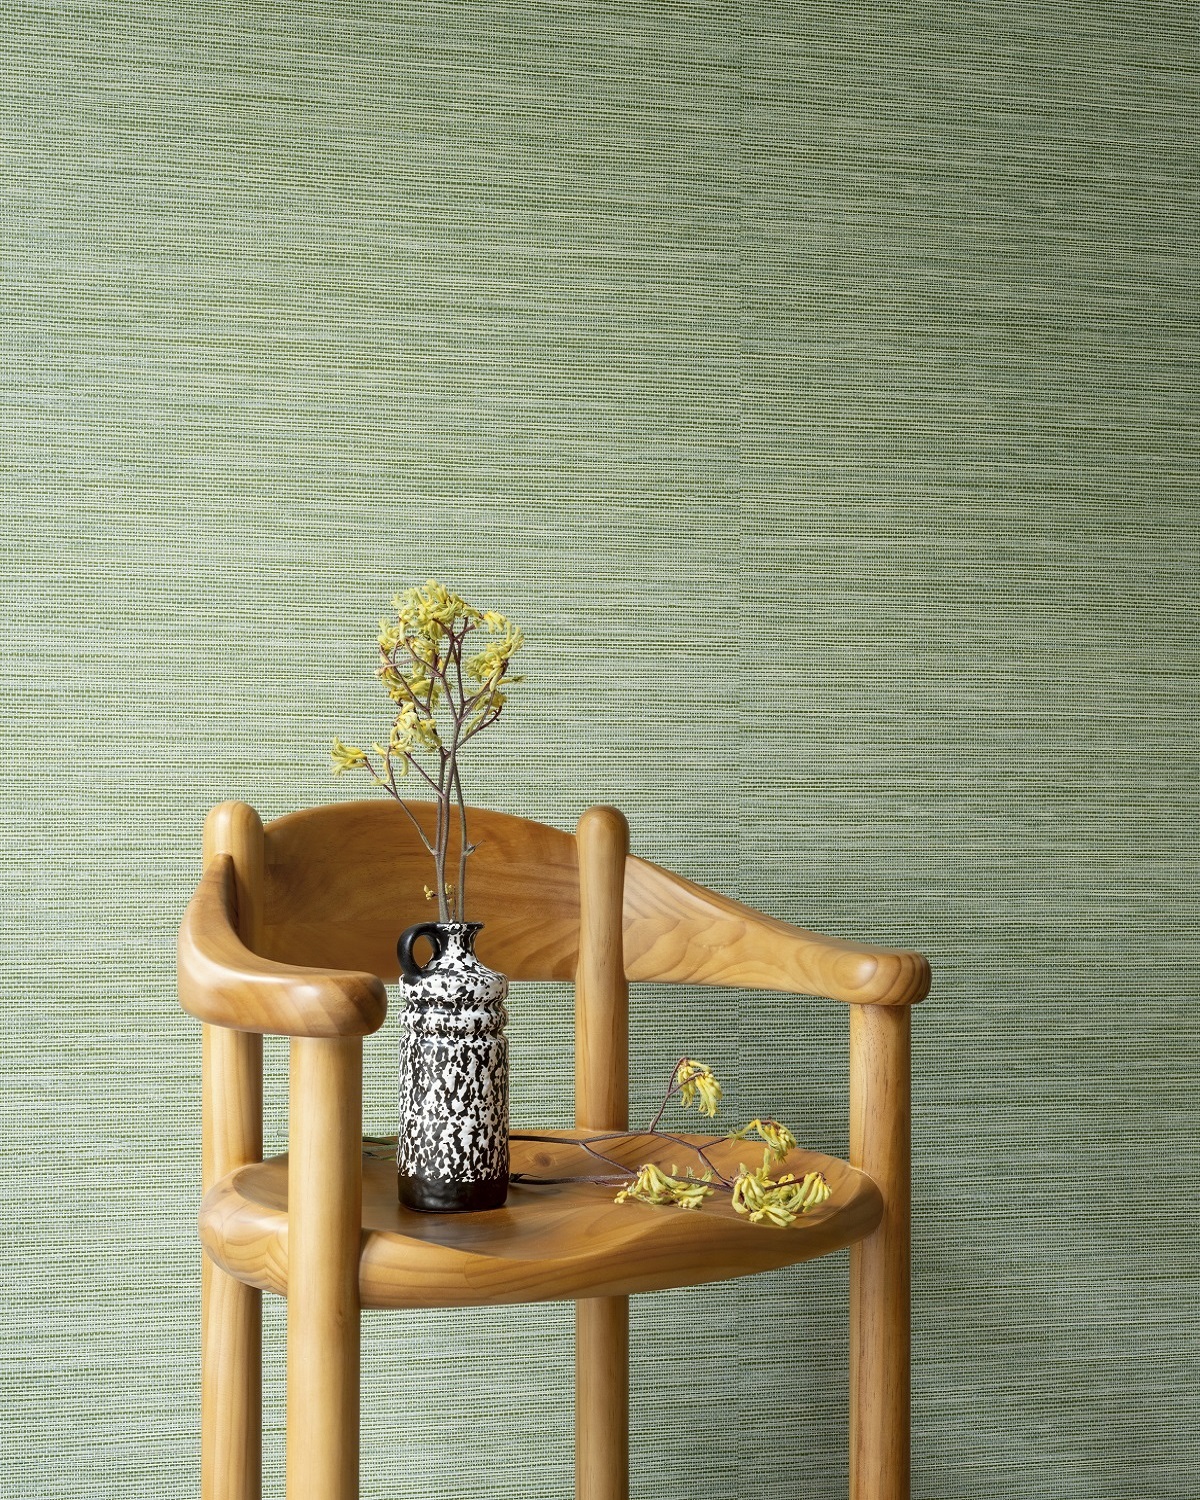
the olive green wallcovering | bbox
[3,2,1196,1496]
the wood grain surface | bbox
[850,1005,912,1500]
[623,853,930,1005]
[199,802,265,1500]
[185,800,928,1021]
[286,1037,363,1500]
[574,805,632,1500]
[179,852,389,1037]
[200,1132,883,1311]
[261,799,583,980]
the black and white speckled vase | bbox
[395,920,509,1213]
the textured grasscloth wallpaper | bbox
[2,2,1197,1496]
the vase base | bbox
[398,1172,509,1213]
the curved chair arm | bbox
[623,855,930,1006]
[178,854,389,1037]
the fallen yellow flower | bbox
[614,1162,714,1211]
[731,1157,831,1228]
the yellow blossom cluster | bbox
[731,1158,831,1228]
[466,620,524,683]
[367,582,525,750]
[611,1060,832,1229]
[726,1117,797,1163]
[332,581,524,781]
[330,581,525,923]
[378,704,441,774]
[614,1162,714,1211]
[331,737,368,774]
[676,1059,722,1116]
[378,652,444,714]
[392,579,481,638]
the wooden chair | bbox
[178,798,930,1500]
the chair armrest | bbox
[623,855,930,1006]
[178,854,389,1037]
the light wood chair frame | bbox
[179,799,929,1500]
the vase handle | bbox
[398,922,445,981]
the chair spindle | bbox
[201,803,266,1500]
[575,806,631,1500]
[849,1002,911,1500]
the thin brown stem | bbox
[634,1130,735,1187]
[508,1131,637,1180]
[384,729,441,795]
[508,1130,733,1188]
[387,646,437,716]
[365,763,438,858]
[648,1058,690,1134]
[395,635,440,712]
[458,698,504,747]
[434,747,450,920]
[435,733,460,921]
[452,619,471,703]
[509,1173,629,1185]
[570,1129,733,1185]
[452,760,472,921]
[575,1138,639,1176]
[406,754,442,795]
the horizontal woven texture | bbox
[2,1,1197,1496]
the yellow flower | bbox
[412,716,441,750]
[614,1162,714,1211]
[331,738,368,773]
[466,651,500,683]
[676,1060,722,1117]
[727,1118,797,1163]
[731,1157,830,1228]
[378,618,404,654]
[392,579,483,632]
[466,623,525,685]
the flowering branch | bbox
[511,1060,832,1229]
[332,580,524,922]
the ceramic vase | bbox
[395,920,509,1212]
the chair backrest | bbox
[259,800,583,982]
[248,797,929,1008]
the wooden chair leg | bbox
[201,1021,263,1500]
[286,1037,363,1500]
[576,1295,629,1500]
[849,1004,911,1500]
[202,1256,262,1500]
[574,809,631,1499]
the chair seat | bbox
[200,1130,883,1310]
